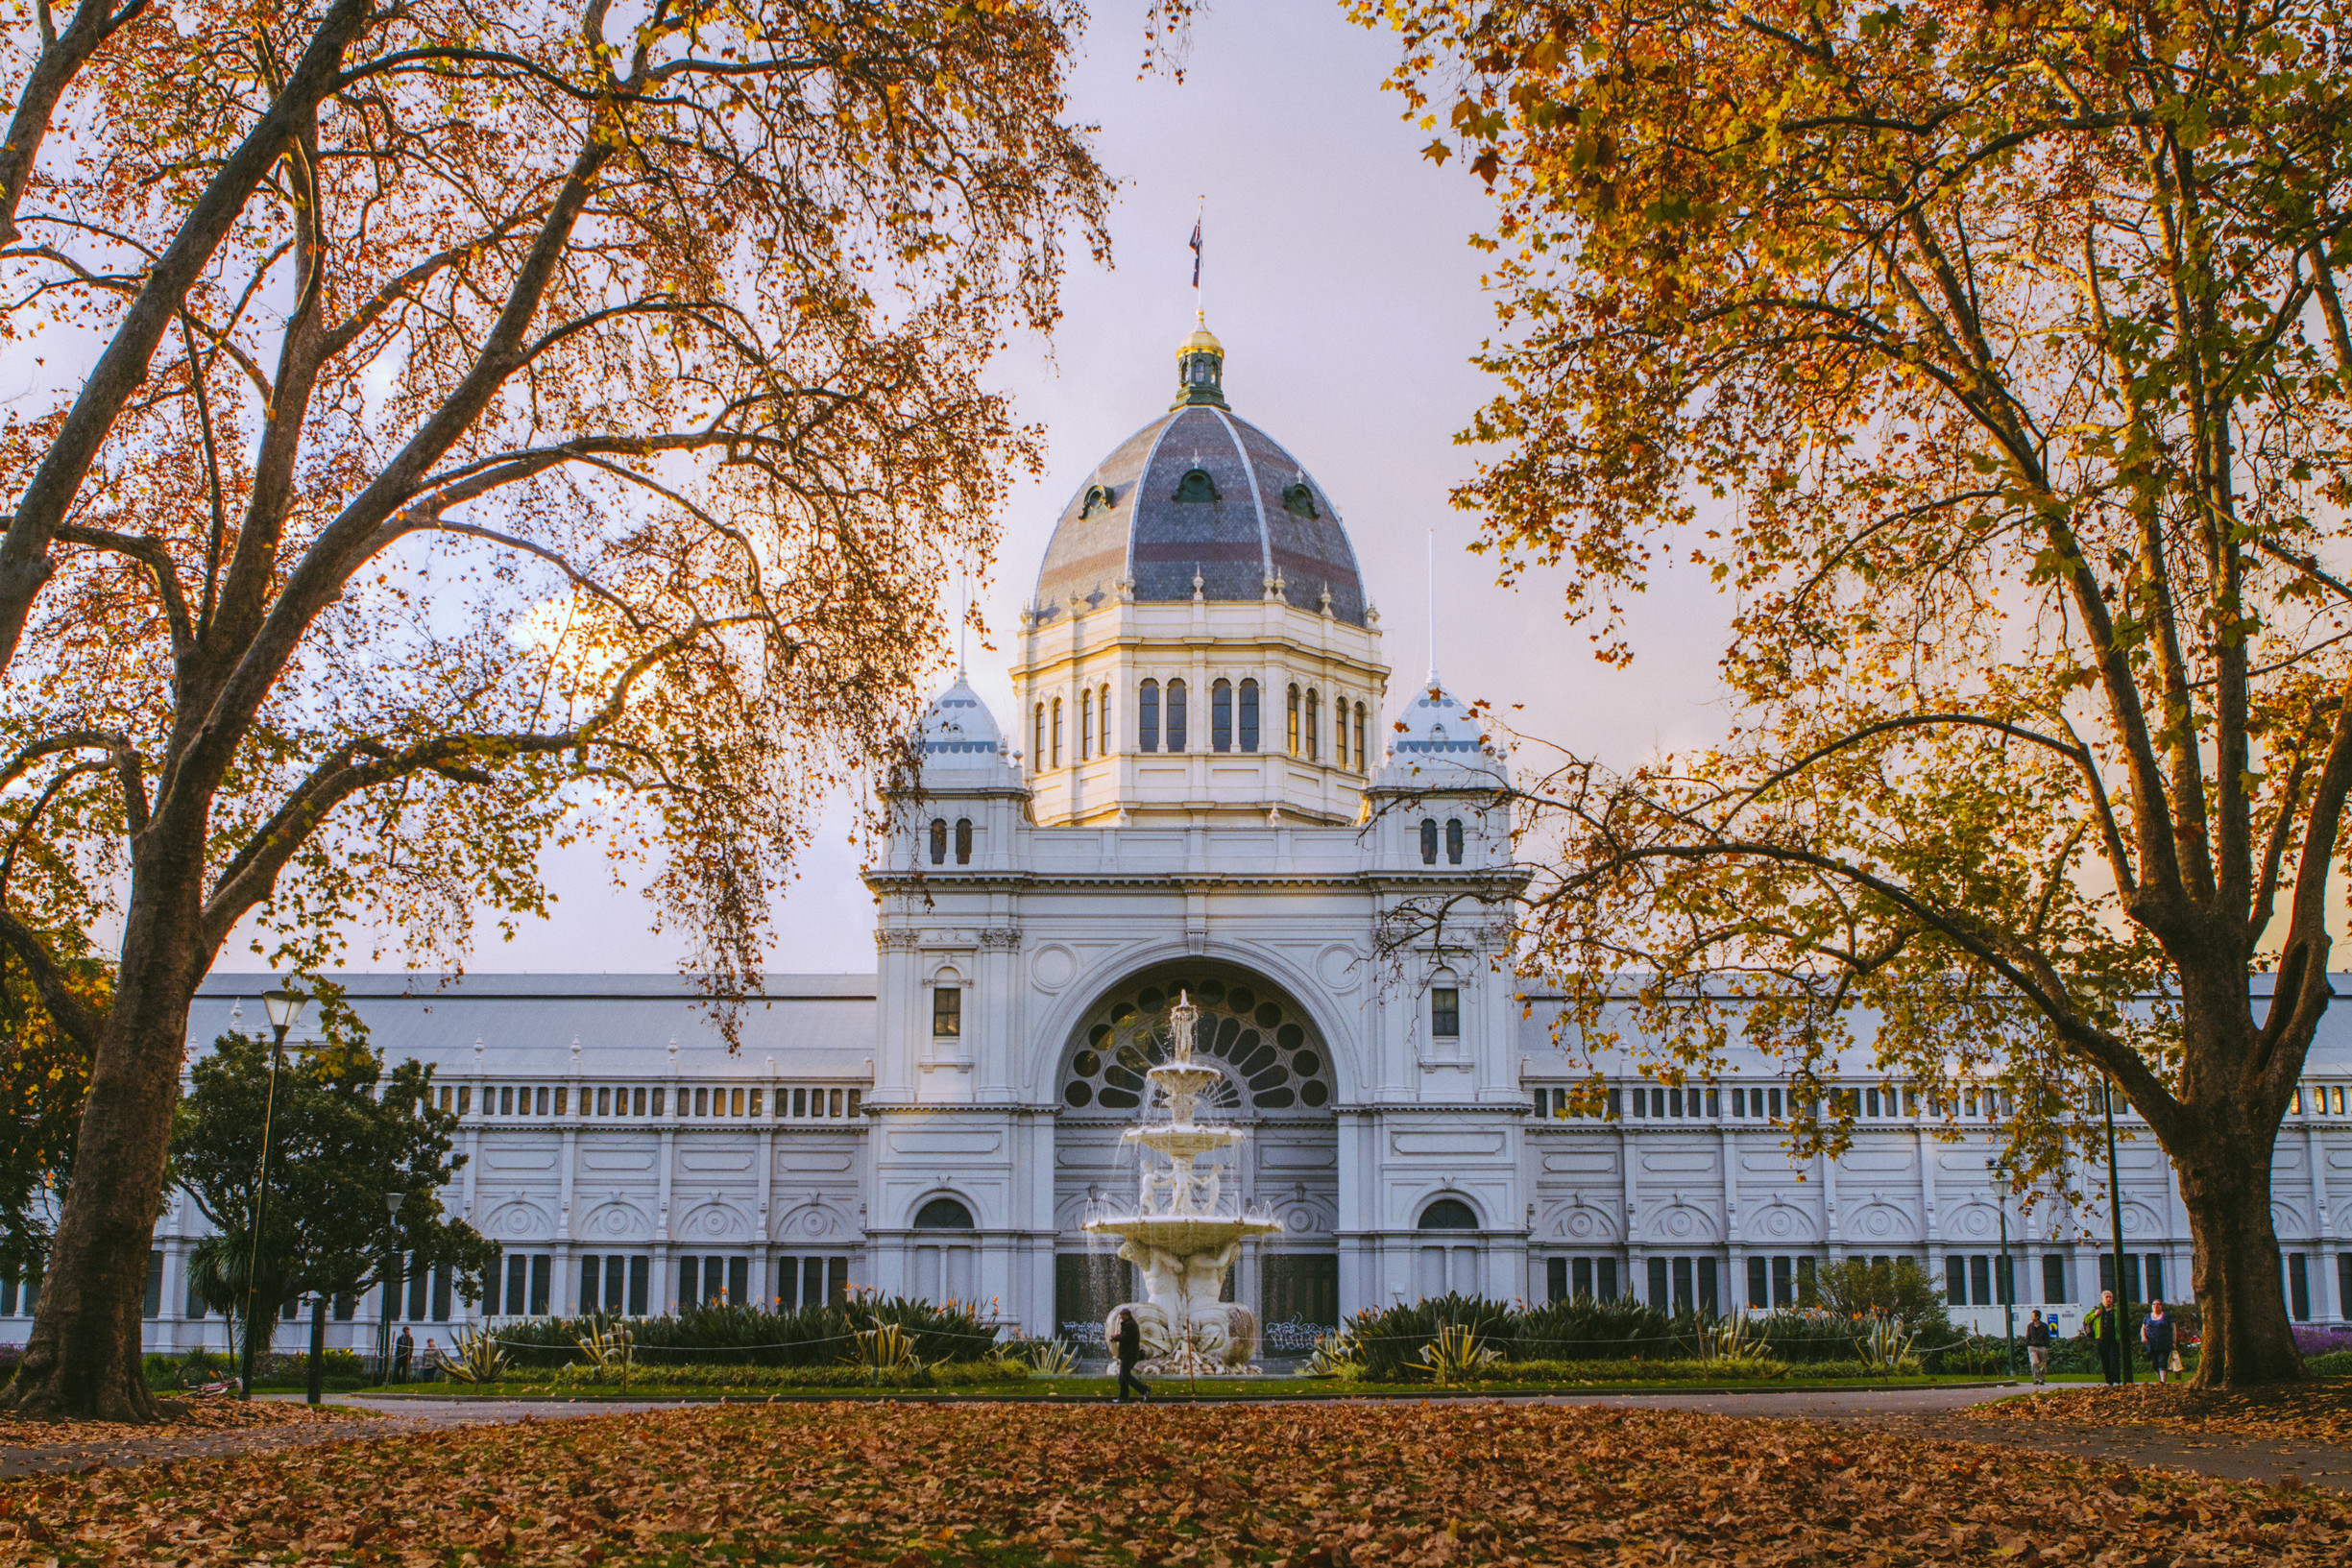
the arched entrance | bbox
[1053,961,1339,1348]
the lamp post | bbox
[1988,1158,2017,1378]
[376,1193,406,1386]
[2101,1076,2135,1385]
[240,986,306,1399]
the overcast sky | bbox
[321,3,1738,977]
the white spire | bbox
[1426,528,1438,684]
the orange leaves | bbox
[11,1398,2352,1562]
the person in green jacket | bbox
[2083,1290,2124,1384]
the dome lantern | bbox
[1173,313,1226,409]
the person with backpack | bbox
[2024,1310,2052,1387]
[2142,1299,2177,1384]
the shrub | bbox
[483,1294,999,1370]
[1464,1357,1792,1385]
[1346,1294,1520,1379]
[2305,1348,2352,1379]
[1513,1294,1692,1361]
[521,1358,1028,1391]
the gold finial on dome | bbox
[1178,309,1223,358]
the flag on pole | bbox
[1190,217,1202,289]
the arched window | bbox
[1100,685,1111,755]
[1418,1198,1479,1231]
[1239,680,1260,752]
[1139,680,1160,753]
[1080,690,1093,760]
[1333,695,1347,768]
[1419,818,1439,865]
[1211,679,1233,752]
[1287,685,1301,755]
[1032,704,1045,770]
[1446,818,1466,865]
[928,819,947,865]
[913,1197,975,1231]
[1051,697,1062,768]
[954,818,973,865]
[1306,689,1320,760]
[1354,703,1368,772]
[1166,679,1188,751]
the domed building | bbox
[115,327,2349,1361]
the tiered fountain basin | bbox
[1082,998,1282,1374]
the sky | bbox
[354,2,1738,977]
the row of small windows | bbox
[2294,1082,2348,1115]
[1031,681,1373,770]
[1531,1082,2024,1122]
[1537,1252,2180,1315]
[927,818,974,866]
[1418,818,1467,865]
[427,1083,861,1120]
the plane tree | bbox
[1362,0,2352,1383]
[0,0,1106,1418]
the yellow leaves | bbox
[14,1398,2352,1561]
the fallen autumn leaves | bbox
[1957,1384,2352,1449]
[0,1397,366,1455]
[5,1400,2349,1564]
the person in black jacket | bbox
[2142,1299,2177,1384]
[2023,1310,2052,1387]
[1114,1309,1150,1403]
[2086,1290,2125,1384]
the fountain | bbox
[1084,989,1281,1374]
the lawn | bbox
[362,1371,2000,1402]
[9,1399,2347,1564]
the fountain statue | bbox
[1084,989,1281,1374]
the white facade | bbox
[15,330,2350,1356]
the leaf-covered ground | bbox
[1958,1384,2352,1448]
[7,1399,2351,1564]
[0,1397,365,1453]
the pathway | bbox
[4,1385,2345,1494]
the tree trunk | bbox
[306,1295,326,1405]
[0,854,206,1421]
[2177,1140,2305,1386]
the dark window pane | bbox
[1139,681,1159,752]
[1212,679,1232,752]
[1432,987,1460,1037]
[1446,818,1465,864]
[1166,680,1186,751]
[1419,819,1438,864]
[934,986,961,1037]
[1240,680,1260,751]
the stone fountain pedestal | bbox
[1084,991,1279,1375]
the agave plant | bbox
[444,1326,510,1385]
[844,1321,922,1374]
[1704,1315,1768,1364]
[1303,1329,1361,1378]
[1855,1315,1919,1372]
[575,1318,635,1385]
[1016,1338,1078,1375]
[1418,1323,1501,1383]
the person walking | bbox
[1113,1309,1151,1404]
[2142,1299,2176,1384]
[2087,1290,2124,1385]
[2024,1310,2051,1387]
[393,1326,414,1384]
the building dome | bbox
[1031,326,1369,627]
[912,676,1007,772]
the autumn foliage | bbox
[1366,0,2352,1385]
[0,0,1105,1418]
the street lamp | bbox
[376,1192,407,1386]
[1988,1158,2017,1378]
[241,985,307,1399]
[2100,1075,2135,1385]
